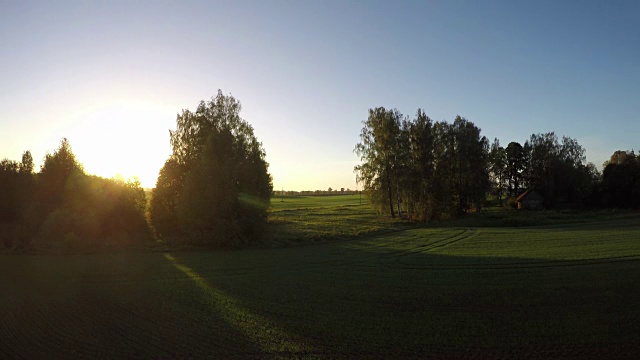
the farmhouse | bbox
[515,190,544,210]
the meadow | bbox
[1,195,640,358]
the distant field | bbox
[268,194,410,246]
[270,194,366,210]
[2,199,640,358]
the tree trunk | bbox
[396,183,402,217]
[386,164,395,218]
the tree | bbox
[602,150,640,208]
[354,107,402,218]
[149,158,186,239]
[0,159,20,224]
[406,109,435,220]
[20,151,34,174]
[505,142,525,197]
[355,109,489,220]
[448,116,490,213]
[523,132,592,207]
[150,90,273,247]
[35,138,85,223]
[489,138,507,204]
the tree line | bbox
[355,108,489,221]
[1,90,273,251]
[355,106,638,220]
[2,96,638,251]
[0,139,148,250]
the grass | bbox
[267,194,410,246]
[2,196,640,358]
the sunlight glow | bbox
[63,101,175,188]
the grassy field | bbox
[2,195,640,358]
[268,194,410,246]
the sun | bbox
[65,102,175,188]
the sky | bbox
[1,0,639,190]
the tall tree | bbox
[406,109,435,220]
[150,90,273,247]
[36,138,85,218]
[505,142,525,197]
[449,116,490,213]
[602,150,640,208]
[489,138,507,204]
[354,107,401,218]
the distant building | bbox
[515,190,544,210]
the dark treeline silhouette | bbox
[355,106,638,220]
[149,90,272,248]
[275,189,360,196]
[601,150,640,208]
[488,133,599,208]
[0,139,149,251]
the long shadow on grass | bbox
[0,253,274,358]
[163,253,318,357]
[169,232,640,358]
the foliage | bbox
[354,107,402,217]
[601,150,640,208]
[523,132,596,207]
[488,139,507,205]
[0,151,35,247]
[150,90,273,247]
[148,158,186,239]
[505,141,525,197]
[355,108,489,221]
[0,139,150,251]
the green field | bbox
[2,195,640,358]
[268,194,410,246]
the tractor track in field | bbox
[214,230,475,277]
[380,229,475,260]
[157,229,461,279]
[390,253,640,271]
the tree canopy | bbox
[0,139,149,251]
[355,108,489,220]
[149,90,273,247]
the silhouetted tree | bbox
[522,132,593,207]
[489,139,507,204]
[150,90,273,247]
[601,150,640,208]
[505,142,525,197]
[149,158,186,239]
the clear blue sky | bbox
[1,0,639,190]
